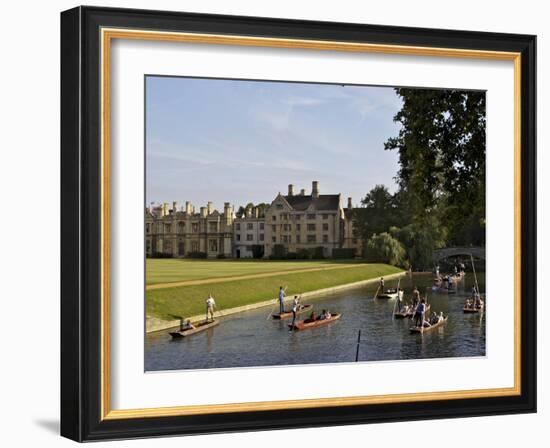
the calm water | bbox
[145,273,485,371]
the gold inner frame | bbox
[100,28,522,420]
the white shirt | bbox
[206,297,215,307]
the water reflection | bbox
[145,273,485,371]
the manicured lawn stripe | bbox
[146,263,401,320]
[145,258,365,285]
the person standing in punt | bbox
[412,286,420,308]
[397,288,404,312]
[278,286,286,314]
[205,294,216,322]
[414,299,427,328]
[290,295,300,330]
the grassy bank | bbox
[147,263,402,320]
[146,258,366,285]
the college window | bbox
[283,224,291,231]
[191,241,199,252]
[307,223,316,231]
[164,224,171,233]
[209,239,218,252]
[322,223,329,231]
[322,214,329,220]
[146,223,150,233]
[178,222,185,233]
[272,225,276,232]
[247,223,253,230]
[307,235,316,243]
[296,235,301,243]
[296,223,301,231]
[323,234,329,243]
[272,215,277,221]
[272,236,276,243]
[146,240,151,251]
[246,234,253,241]
[236,234,241,241]
[259,223,264,230]
[236,223,241,231]
[282,235,288,243]
[276,204,283,210]
[307,213,316,220]
[260,234,264,241]
[192,223,199,233]
[209,222,218,232]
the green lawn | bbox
[146,263,402,320]
[146,258,366,285]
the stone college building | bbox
[145,181,361,259]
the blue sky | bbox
[146,76,403,211]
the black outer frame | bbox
[60,6,537,442]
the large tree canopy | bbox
[384,88,486,246]
[354,88,486,267]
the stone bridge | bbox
[433,246,486,263]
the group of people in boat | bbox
[283,289,334,331]
[464,285,484,310]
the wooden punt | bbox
[394,303,430,319]
[271,304,313,320]
[463,305,484,314]
[409,316,448,334]
[378,288,398,300]
[288,313,342,331]
[169,319,219,338]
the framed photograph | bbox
[60,6,536,441]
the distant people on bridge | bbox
[379,277,385,291]
[278,286,286,314]
[205,294,216,322]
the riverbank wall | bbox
[146,271,406,333]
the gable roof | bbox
[283,194,340,211]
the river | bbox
[145,272,485,371]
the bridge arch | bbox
[433,246,486,263]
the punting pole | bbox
[355,330,362,362]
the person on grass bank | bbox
[205,294,216,322]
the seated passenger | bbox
[182,319,195,331]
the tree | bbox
[385,88,486,246]
[364,232,407,268]
[353,185,397,244]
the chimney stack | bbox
[312,181,320,198]
[185,201,193,214]
[172,201,178,213]
[245,206,252,219]
[288,184,294,196]
[224,202,233,225]
[162,202,168,217]
[300,189,306,196]
[207,201,213,215]
[200,207,207,218]
[347,197,352,209]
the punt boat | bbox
[272,304,313,320]
[169,319,220,338]
[409,316,448,334]
[288,313,342,331]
